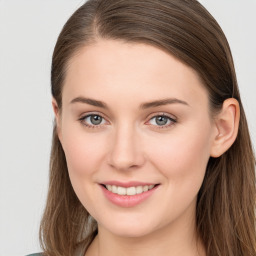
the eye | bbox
[79,113,108,128]
[147,114,177,128]
[79,113,176,129]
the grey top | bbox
[26,243,86,256]
[26,249,85,256]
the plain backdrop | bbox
[0,1,255,255]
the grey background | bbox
[0,1,255,255]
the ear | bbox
[52,98,62,142]
[210,98,240,158]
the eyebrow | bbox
[70,97,189,109]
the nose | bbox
[107,123,145,171]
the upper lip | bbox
[100,181,159,188]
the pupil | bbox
[91,115,102,125]
[156,116,168,126]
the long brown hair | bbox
[39,0,256,255]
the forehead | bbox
[62,39,208,109]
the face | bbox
[56,39,217,238]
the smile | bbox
[100,182,160,207]
[105,184,155,196]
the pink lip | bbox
[101,180,156,188]
[100,184,159,208]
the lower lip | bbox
[100,185,159,208]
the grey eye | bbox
[149,115,175,127]
[89,115,103,125]
[80,114,107,127]
[155,116,169,126]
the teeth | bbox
[127,187,136,195]
[117,186,126,195]
[143,185,149,192]
[136,186,143,194]
[112,185,117,193]
[149,185,154,189]
[105,184,156,195]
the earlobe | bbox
[210,98,240,158]
[52,98,62,142]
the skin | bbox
[53,39,240,256]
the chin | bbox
[108,225,154,238]
[99,216,161,238]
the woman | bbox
[32,0,256,255]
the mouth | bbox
[99,182,160,207]
[100,184,159,196]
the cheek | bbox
[142,124,213,223]
[61,125,107,179]
[61,127,109,211]
[63,134,104,176]
[148,123,212,189]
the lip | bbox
[100,182,159,208]
[100,180,157,188]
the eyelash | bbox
[78,112,177,130]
